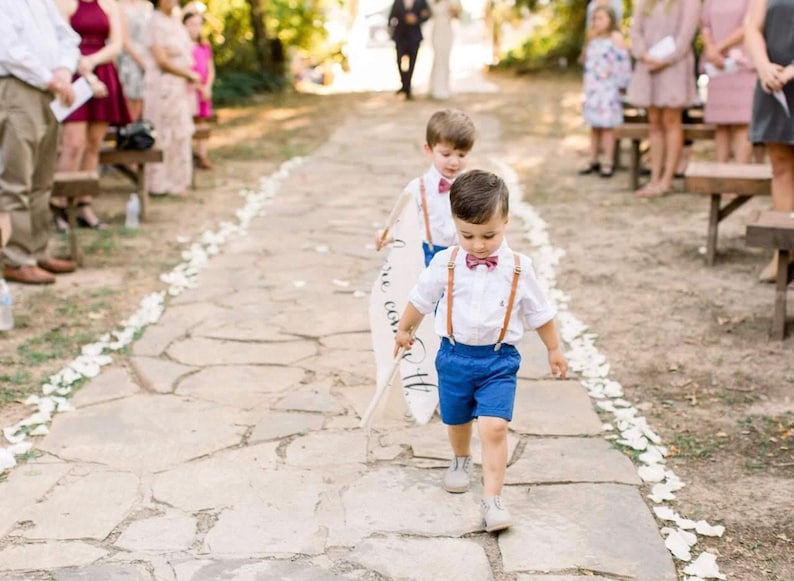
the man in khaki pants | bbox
[0,0,80,285]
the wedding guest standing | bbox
[745,0,794,281]
[626,0,700,198]
[389,0,431,100]
[701,0,756,166]
[52,0,131,231]
[429,0,461,100]
[0,0,80,284]
[117,0,152,121]
[143,0,199,197]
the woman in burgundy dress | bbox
[52,0,131,230]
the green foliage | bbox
[213,69,288,105]
[501,0,633,70]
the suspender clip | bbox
[493,342,502,352]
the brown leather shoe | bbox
[37,257,76,274]
[3,265,55,285]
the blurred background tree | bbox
[203,0,343,104]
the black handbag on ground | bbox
[116,120,155,151]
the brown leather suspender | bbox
[445,246,522,350]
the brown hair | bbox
[425,109,476,151]
[449,170,509,224]
[591,5,619,34]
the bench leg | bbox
[629,139,640,191]
[66,197,83,266]
[772,249,792,340]
[706,194,720,266]
[137,163,149,222]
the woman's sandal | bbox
[599,164,615,178]
[75,201,108,230]
[578,161,600,175]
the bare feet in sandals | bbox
[634,182,670,198]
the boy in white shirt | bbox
[376,109,476,266]
[394,169,568,532]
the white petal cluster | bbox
[1,157,303,473]
[495,157,725,578]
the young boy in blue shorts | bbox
[376,109,476,266]
[394,169,568,532]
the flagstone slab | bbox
[191,314,296,342]
[115,513,195,553]
[52,563,151,580]
[130,357,196,395]
[203,498,326,556]
[297,351,375,381]
[517,576,612,581]
[173,558,353,581]
[269,301,369,337]
[320,331,372,352]
[249,411,325,443]
[132,303,225,357]
[151,443,287,511]
[70,367,139,408]
[16,469,137,541]
[505,437,641,485]
[331,466,482,545]
[167,284,229,306]
[511,380,602,436]
[272,381,345,414]
[499,484,676,580]
[518,332,556,379]
[0,541,106,571]
[167,337,316,366]
[349,537,493,581]
[285,431,368,466]
[175,365,305,409]
[0,463,73,537]
[39,395,246,472]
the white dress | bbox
[429,0,460,99]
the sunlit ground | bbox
[302,15,501,96]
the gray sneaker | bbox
[481,495,511,532]
[442,456,472,493]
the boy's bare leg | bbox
[447,421,473,457]
[477,416,508,496]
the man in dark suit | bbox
[389,0,431,99]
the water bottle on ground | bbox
[0,279,14,331]
[125,193,140,229]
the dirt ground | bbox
[0,71,792,580]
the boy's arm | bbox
[536,319,568,379]
[394,302,425,355]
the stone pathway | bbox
[0,97,677,580]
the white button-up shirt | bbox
[408,241,556,346]
[0,0,80,90]
[406,165,458,248]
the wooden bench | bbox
[52,171,100,265]
[746,210,794,340]
[615,123,717,190]
[98,147,163,222]
[684,161,772,265]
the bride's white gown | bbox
[429,0,460,100]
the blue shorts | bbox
[435,338,522,425]
[423,243,448,267]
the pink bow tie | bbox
[466,254,499,270]
[438,178,451,193]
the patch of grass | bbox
[738,414,794,470]
[668,432,725,459]
[82,229,120,256]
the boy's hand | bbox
[393,330,415,356]
[548,347,568,379]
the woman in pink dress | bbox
[183,8,215,170]
[701,0,757,166]
[52,0,131,230]
[626,0,700,198]
[143,0,199,197]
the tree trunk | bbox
[246,0,274,74]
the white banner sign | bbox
[368,194,439,424]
